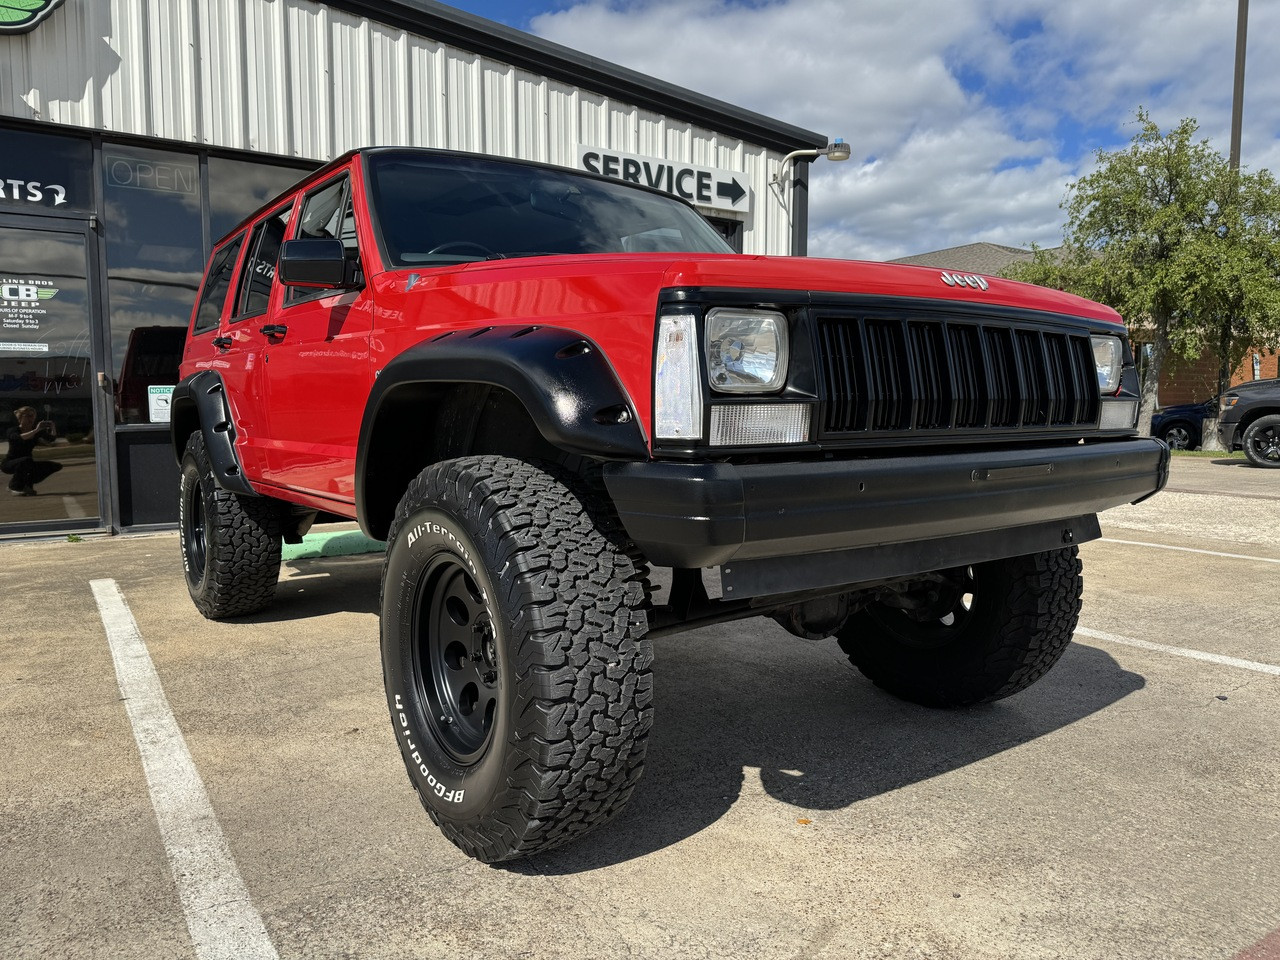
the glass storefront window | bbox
[208,156,313,243]
[0,128,94,215]
[0,225,100,525]
[103,144,204,425]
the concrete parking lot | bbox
[2,456,1277,960]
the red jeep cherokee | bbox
[174,148,1168,862]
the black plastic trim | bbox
[170,371,256,496]
[602,437,1170,570]
[723,515,1103,600]
[356,325,648,533]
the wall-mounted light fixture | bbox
[770,139,851,210]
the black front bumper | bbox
[603,438,1170,595]
[1218,418,1241,450]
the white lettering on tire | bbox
[392,692,464,804]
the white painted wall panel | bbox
[0,0,793,253]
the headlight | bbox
[1090,335,1122,393]
[706,308,788,393]
[1220,394,1240,412]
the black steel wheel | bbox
[380,456,651,863]
[178,432,283,619]
[182,468,209,586]
[1241,415,1280,468]
[836,547,1082,707]
[415,555,501,765]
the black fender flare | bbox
[169,371,256,496]
[356,325,648,538]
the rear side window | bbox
[193,233,245,333]
[234,208,291,320]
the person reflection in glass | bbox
[2,406,63,496]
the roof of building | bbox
[327,1,827,155]
[889,242,1045,274]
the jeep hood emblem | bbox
[940,272,989,291]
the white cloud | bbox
[530,0,1278,260]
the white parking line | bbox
[90,579,279,960]
[1077,626,1280,677]
[1099,538,1280,564]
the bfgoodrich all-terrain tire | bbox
[836,547,1083,708]
[1241,414,1280,468]
[179,432,283,619]
[380,456,652,863]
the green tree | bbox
[1005,110,1280,437]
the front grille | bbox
[816,312,1100,437]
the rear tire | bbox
[836,547,1082,708]
[1241,415,1280,468]
[380,456,651,862]
[179,432,283,619]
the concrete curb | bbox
[281,530,385,562]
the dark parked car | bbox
[1151,398,1216,449]
[1219,378,1280,467]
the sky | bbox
[440,0,1278,262]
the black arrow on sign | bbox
[716,178,746,205]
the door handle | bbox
[259,324,288,338]
[212,335,233,348]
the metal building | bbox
[0,0,826,538]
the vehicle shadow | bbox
[240,553,384,621]
[504,625,1144,876]
[230,554,1145,875]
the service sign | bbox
[578,147,749,216]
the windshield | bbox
[366,152,734,268]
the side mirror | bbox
[278,238,351,288]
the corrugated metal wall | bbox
[0,0,793,254]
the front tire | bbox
[178,432,283,619]
[380,456,651,862]
[1160,421,1196,450]
[1241,415,1280,468]
[836,547,1082,708]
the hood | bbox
[657,255,1124,325]
[1227,377,1279,394]
[402,252,1124,326]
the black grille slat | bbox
[1068,336,1100,424]
[948,325,985,428]
[984,327,1019,427]
[907,322,949,429]
[866,320,909,431]
[1015,330,1047,426]
[1043,334,1071,424]
[816,312,1099,437]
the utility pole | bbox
[1229,0,1248,171]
